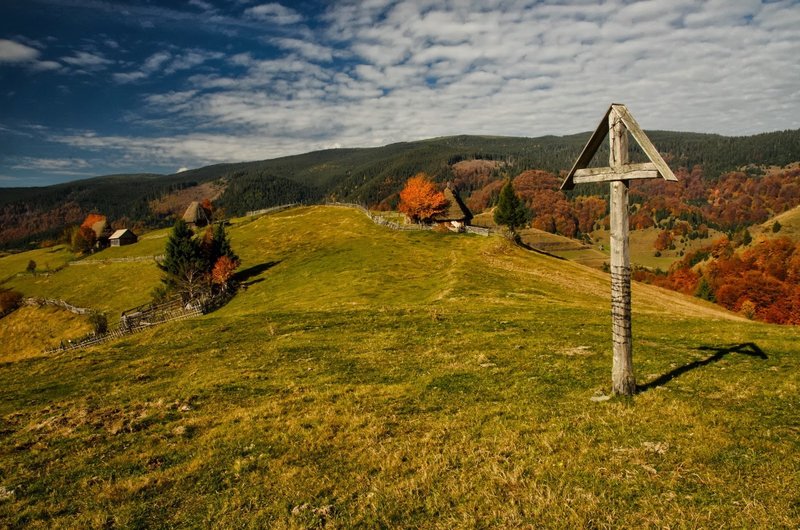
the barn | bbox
[109,229,138,247]
[432,184,473,231]
[182,201,210,228]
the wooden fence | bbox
[324,202,435,231]
[68,255,164,265]
[45,295,205,354]
[24,297,92,315]
[245,203,301,217]
[465,226,491,236]
[240,201,494,235]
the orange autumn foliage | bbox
[81,213,106,229]
[398,173,447,222]
[211,255,239,289]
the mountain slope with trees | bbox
[1,129,799,249]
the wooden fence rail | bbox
[324,202,435,231]
[24,297,92,315]
[245,203,301,217]
[68,255,165,265]
[44,295,206,354]
[46,306,203,353]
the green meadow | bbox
[0,206,797,528]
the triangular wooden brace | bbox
[560,104,678,190]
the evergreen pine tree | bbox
[493,180,529,231]
[212,222,238,263]
[159,219,207,299]
[695,277,715,302]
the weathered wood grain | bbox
[608,107,636,395]
[612,104,678,182]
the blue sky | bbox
[1,0,799,186]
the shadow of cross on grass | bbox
[637,343,767,393]
[233,261,280,288]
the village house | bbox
[432,183,473,231]
[182,201,210,228]
[109,228,138,247]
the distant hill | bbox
[1,129,799,248]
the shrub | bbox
[0,288,23,314]
[88,311,108,334]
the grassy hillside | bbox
[0,207,798,528]
[473,210,610,267]
[590,227,726,270]
[756,204,800,241]
[0,306,92,362]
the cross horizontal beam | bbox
[573,162,659,184]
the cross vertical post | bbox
[560,103,678,397]
[608,107,635,395]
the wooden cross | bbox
[561,104,678,396]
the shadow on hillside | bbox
[511,234,567,260]
[637,342,767,393]
[234,261,280,288]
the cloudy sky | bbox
[1,0,798,186]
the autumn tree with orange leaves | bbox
[398,173,448,222]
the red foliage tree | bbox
[653,230,673,252]
[71,225,97,254]
[211,255,239,291]
[398,173,447,222]
[574,196,607,234]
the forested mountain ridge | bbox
[1,129,799,248]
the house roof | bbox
[432,185,472,222]
[109,229,135,239]
[182,201,208,223]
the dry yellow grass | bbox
[0,206,797,528]
[0,306,92,362]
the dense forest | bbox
[1,129,799,249]
[633,236,800,325]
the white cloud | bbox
[28,60,62,72]
[142,51,172,72]
[0,39,40,62]
[0,38,67,73]
[11,157,91,173]
[113,71,148,83]
[177,166,189,172]
[271,38,334,62]
[61,50,113,70]
[244,3,303,25]
[114,48,222,83]
[36,0,800,175]
[188,0,214,11]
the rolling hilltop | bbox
[1,206,798,527]
[2,129,800,248]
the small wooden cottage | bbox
[432,184,473,231]
[182,201,210,228]
[109,229,138,247]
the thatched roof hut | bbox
[182,201,209,227]
[432,184,472,229]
